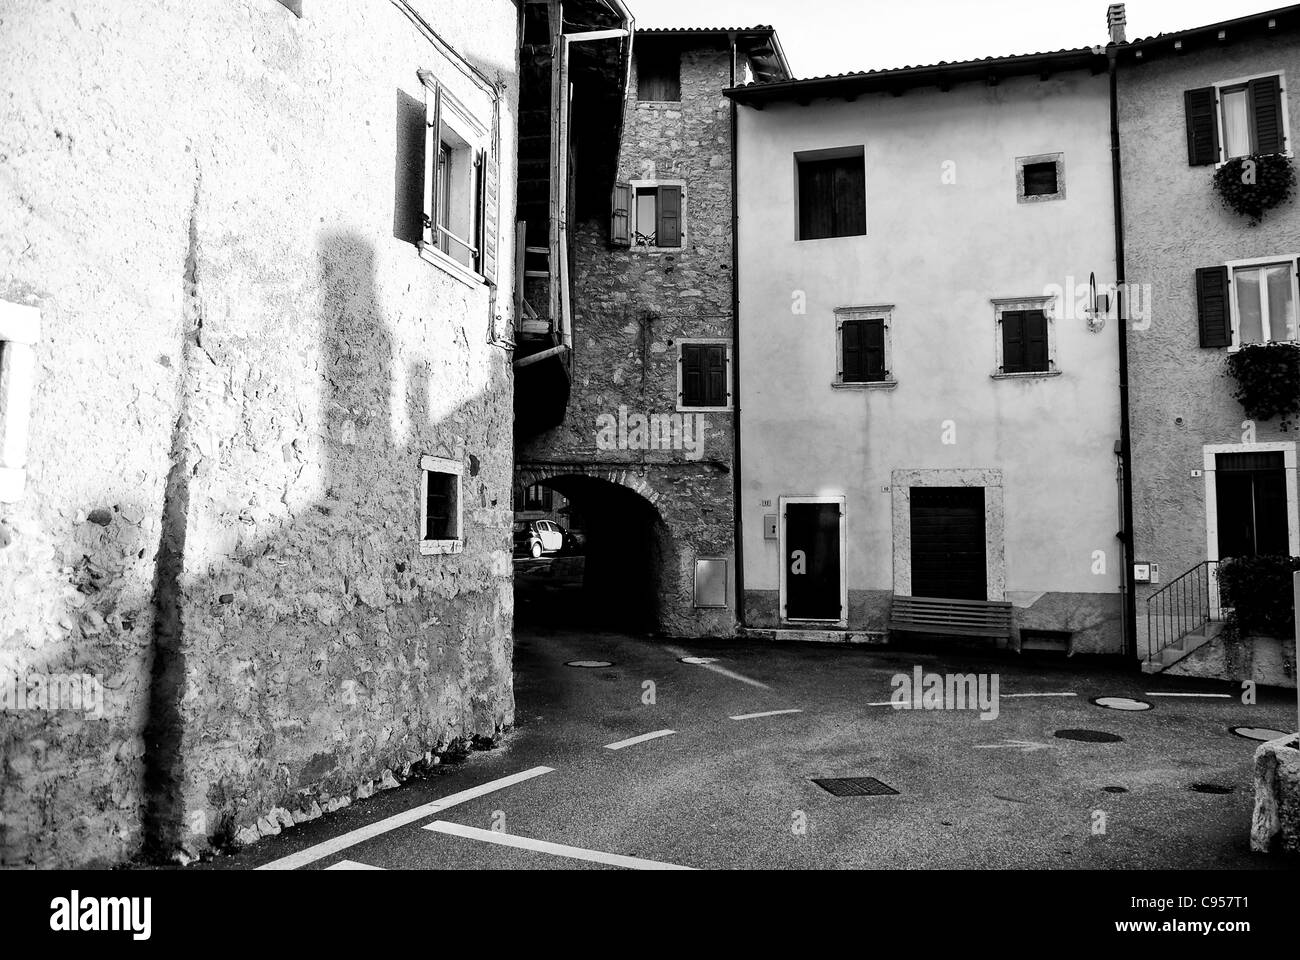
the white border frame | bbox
[891,469,1006,602]
[1224,254,1300,349]
[676,338,733,413]
[833,304,897,389]
[778,495,848,628]
[420,454,464,556]
[1210,69,1293,166]
[1203,441,1299,562]
[1015,152,1066,204]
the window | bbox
[1016,153,1065,202]
[610,181,683,248]
[835,306,894,387]
[796,148,866,240]
[1215,451,1289,558]
[1196,257,1299,348]
[637,44,681,102]
[678,340,732,411]
[524,484,552,512]
[1185,73,1289,165]
[420,455,463,555]
[418,70,499,284]
[992,298,1056,376]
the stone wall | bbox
[0,0,518,866]
[1118,36,1300,660]
[519,39,738,637]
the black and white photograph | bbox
[1,0,1297,944]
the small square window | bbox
[992,298,1058,377]
[678,340,732,410]
[637,44,681,102]
[420,455,463,555]
[796,147,866,240]
[1016,153,1065,203]
[835,306,895,388]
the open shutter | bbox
[425,81,443,244]
[1001,310,1025,372]
[1024,310,1049,371]
[657,185,681,248]
[1250,75,1285,155]
[704,344,726,406]
[1196,265,1232,348]
[863,316,886,380]
[478,105,500,284]
[1184,87,1219,166]
[610,182,631,246]
[680,343,703,406]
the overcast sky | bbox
[631,0,1290,77]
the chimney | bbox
[1107,3,1127,44]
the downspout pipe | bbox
[729,34,745,632]
[1109,45,1139,663]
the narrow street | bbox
[220,625,1295,871]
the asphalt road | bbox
[214,626,1299,871]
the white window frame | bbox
[418,72,492,288]
[676,338,733,413]
[1225,254,1300,350]
[627,179,686,251]
[990,296,1060,379]
[420,454,464,556]
[833,304,896,390]
[1015,152,1066,203]
[1210,70,1293,166]
[778,495,848,628]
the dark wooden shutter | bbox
[1250,75,1285,155]
[1024,310,1049,371]
[1001,310,1025,372]
[610,182,631,246]
[840,318,865,382]
[863,316,886,380]
[1196,265,1231,347]
[680,343,703,406]
[835,158,866,237]
[703,344,726,405]
[657,185,681,247]
[1184,87,1219,166]
[477,145,499,283]
[799,159,835,240]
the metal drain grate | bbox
[1054,729,1124,743]
[1190,783,1233,795]
[812,777,899,797]
[1102,786,1129,794]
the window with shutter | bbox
[657,185,682,248]
[1196,265,1232,348]
[679,341,731,409]
[1001,310,1026,372]
[796,148,866,240]
[840,318,865,382]
[993,301,1054,376]
[1187,75,1288,165]
[637,45,681,102]
[1250,75,1285,155]
[835,307,894,386]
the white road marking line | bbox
[255,766,555,871]
[1145,692,1232,698]
[868,700,906,707]
[1001,692,1078,698]
[604,729,675,751]
[729,709,803,721]
[665,645,771,690]
[424,821,694,870]
[325,860,385,870]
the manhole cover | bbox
[1190,783,1233,795]
[679,657,720,665]
[1054,729,1124,743]
[1102,785,1129,794]
[1091,696,1152,711]
[565,660,613,668]
[1229,726,1291,742]
[812,777,899,797]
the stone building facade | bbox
[516,27,789,638]
[0,0,519,867]
[1117,9,1300,682]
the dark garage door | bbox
[910,487,987,601]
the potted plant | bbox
[1226,342,1300,430]
[1212,153,1297,226]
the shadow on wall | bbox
[139,228,511,859]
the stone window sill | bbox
[420,540,464,557]
[832,379,897,390]
[990,370,1062,381]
